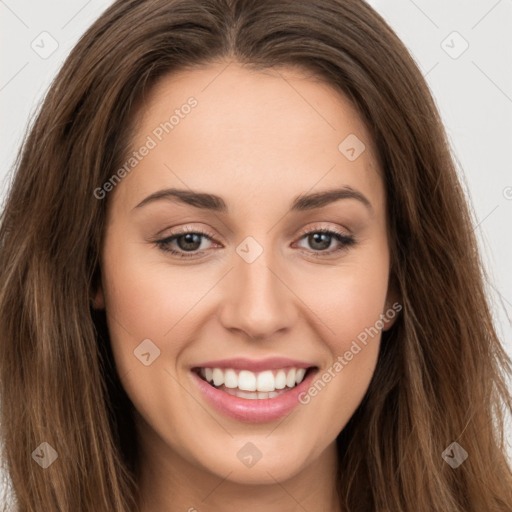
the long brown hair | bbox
[1,0,511,510]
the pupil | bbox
[179,233,201,251]
[309,233,330,250]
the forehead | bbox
[113,61,384,215]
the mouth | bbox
[190,362,319,422]
[192,366,316,399]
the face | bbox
[95,61,397,490]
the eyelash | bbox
[154,225,356,259]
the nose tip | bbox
[218,255,297,341]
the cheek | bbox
[102,215,203,325]
[99,239,203,434]
[292,239,389,426]
[300,240,390,354]
[99,235,183,374]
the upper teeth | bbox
[200,367,307,392]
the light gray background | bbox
[1,0,511,504]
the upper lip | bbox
[191,357,316,372]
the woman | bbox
[1,0,511,510]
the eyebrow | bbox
[133,186,373,213]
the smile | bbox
[196,367,309,398]
[190,358,318,422]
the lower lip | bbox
[191,368,317,423]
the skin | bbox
[94,60,398,512]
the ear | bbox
[91,274,105,310]
[382,277,402,332]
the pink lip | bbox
[191,357,313,372]
[190,366,318,423]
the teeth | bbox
[223,388,285,399]
[286,368,296,388]
[237,390,258,400]
[275,370,287,389]
[212,368,224,387]
[256,370,274,392]
[199,366,309,392]
[295,368,306,385]
[224,369,238,389]
[238,370,257,391]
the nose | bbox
[218,246,298,340]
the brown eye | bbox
[155,228,217,258]
[173,232,204,251]
[296,228,356,255]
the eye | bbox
[294,226,356,256]
[155,226,217,259]
[154,225,356,259]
